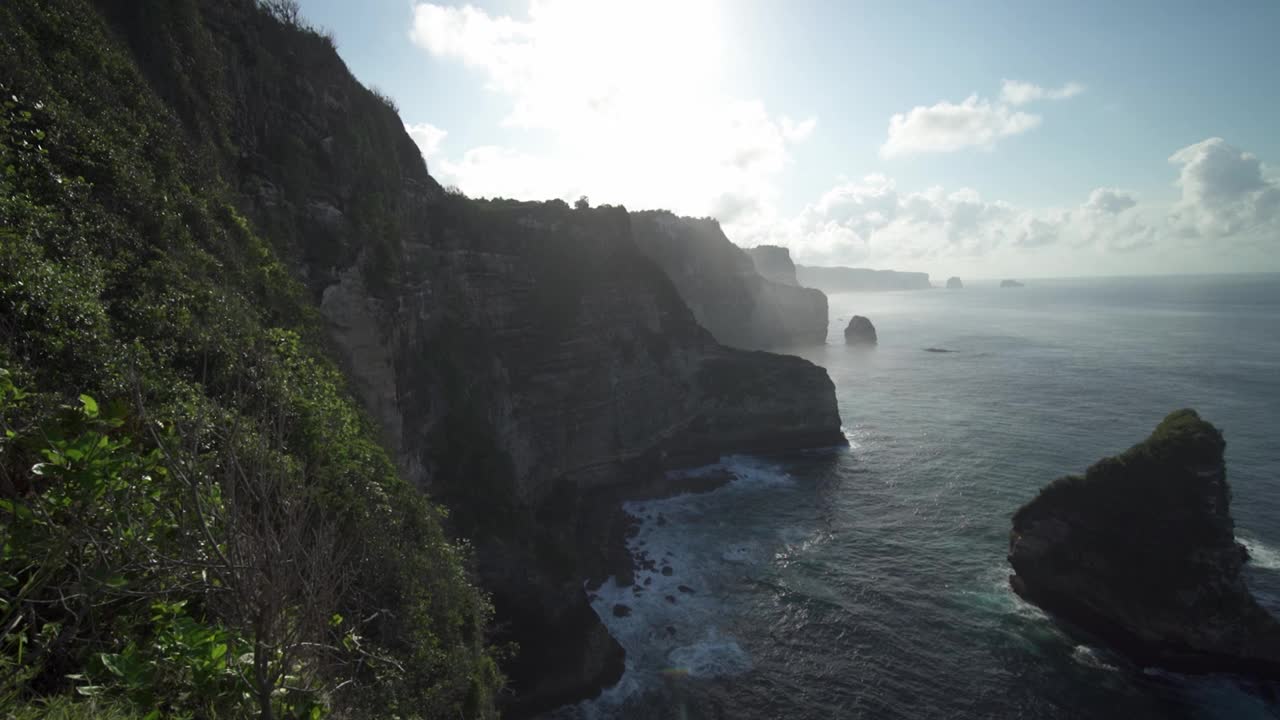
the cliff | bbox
[631,211,829,349]
[1009,410,1280,678]
[796,264,932,292]
[54,0,847,715]
[746,244,800,285]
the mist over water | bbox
[559,274,1280,719]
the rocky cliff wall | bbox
[746,244,800,285]
[99,1,845,712]
[631,211,828,349]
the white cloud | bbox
[1083,187,1138,215]
[405,122,448,160]
[881,80,1084,157]
[1168,137,1280,237]
[881,96,1040,157]
[1000,80,1086,106]
[408,1,812,220]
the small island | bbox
[1000,279,1025,288]
[1009,409,1280,679]
[844,316,877,345]
[946,276,963,289]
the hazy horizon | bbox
[298,0,1280,281]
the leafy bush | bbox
[0,0,501,716]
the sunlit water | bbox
[554,274,1280,719]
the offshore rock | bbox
[1009,409,1280,679]
[844,316,877,345]
[946,276,964,289]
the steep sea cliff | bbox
[49,0,845,712]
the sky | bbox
[295,0,1280,279]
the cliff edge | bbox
[78,1,847,714]
[631,211,828,349]
[1009,409,1280,678]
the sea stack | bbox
[1009,409,1280,678]
[946,276,963,289]
[844,316,877,346]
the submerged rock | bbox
[923,347,956,353]
[844,316,877,346]
[1009,409,1280,678]
[946,276,964,289]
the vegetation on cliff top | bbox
[1012,409,1235,600]
[0,0,499,717]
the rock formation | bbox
[1001,279,1025,288]
[796,264,932,293]
[746,245,800,285]
[1009,409,1280,679]
[631,212,828,349]
[89,3,847,714]
[946,276,964,289]
[844,316,877,345]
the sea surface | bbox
[556,273,1280,720]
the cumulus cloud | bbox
[1168,137,1280,237]
[881,96,1040,157]
[404,122,448,161]
[881,80,1084,157]
[741,137,1279,271]
[408,1,812,219]
[1083,187,1138,215]
[1000,80,1086,106]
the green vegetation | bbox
[1012,409,1234,602]
[0,0,499,717]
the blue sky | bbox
[297,0,1280,279]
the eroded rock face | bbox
[116,4,846,713]
[844,316,877,345]
[946,276,964,289]
[746,245,800,286]
[631,211,828,349]
[1009,409,1280,678]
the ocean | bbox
[556,273,1280,719]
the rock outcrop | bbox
[844,316,877,345]
[631,211,828,349]
[100,3,846,714]
[946,276,964,289]
[1001,279,1025,288]
[796,265,932,293]
[746,245,800,285]
[1009,409,1280,679]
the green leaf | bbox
[211,643,227,661]
[79,393,99,417]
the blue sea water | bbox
[560,273,1280,720]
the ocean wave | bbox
[1240,535,1280,571]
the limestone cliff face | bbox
[1009,409,1280,678]
[746,244,800,285]
[631,211,828,349]
[105,1,845,712]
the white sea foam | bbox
[1240,535,1280,571]
[667,628,752,678]
[567,455,790,715]
[1070,645,1117,672]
